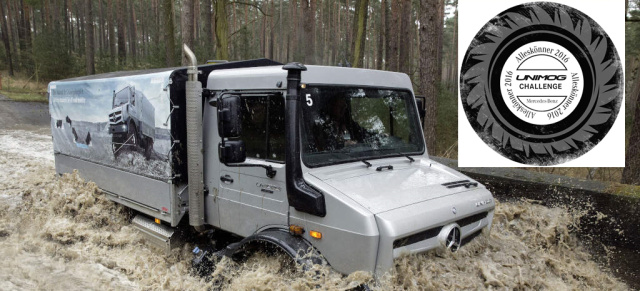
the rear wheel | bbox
[144,137,154,160]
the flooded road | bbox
[0,129,630,290]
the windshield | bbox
[113,87,131,107]
[301,86,424,167]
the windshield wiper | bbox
[376,147,417,163]
[361,160,372,168]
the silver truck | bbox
[49,45,495,277]
[109,85,156,158]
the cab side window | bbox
[239,94,285,163]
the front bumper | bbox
[373,188,495,276]
[109,123,128,135]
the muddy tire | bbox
[112,136,123,158]
[460,2,622,165]
[128,123,138,149]
[144,137,154,160]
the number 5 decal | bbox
[305,94,313,106]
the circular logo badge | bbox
[500,41,584,125]
[460,2,622,165]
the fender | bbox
[219,228,327,268]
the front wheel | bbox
[128,123,138,149]
[112,136,124,158]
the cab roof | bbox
[206,65,414,93]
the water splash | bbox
[0,130,628,290]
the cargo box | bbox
[49,59,281,226]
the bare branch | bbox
[229,18,259,38]
[228,1,271,16]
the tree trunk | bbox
[181,0,194,65]
[66,0,73,50]
[117,0,126,66]
[51,0,59,26]
[279,0,283,61]
[153,0,161,52]
[0,0,14,76]
[98,0,104,54]
[214,0,228,60]
[449,5,458,93]
[194,0,200,41]
[388,0,401,71]
[626,0,629,18]
[301,0,316,64]
[343,0,350,63]
[290,0,298,61]
[331,1,337,65]
[435,0,444,82]
[44,0,51,28]
[6,0,17,59]
[22,1,32,51]
[269,0,274,60]
[258,1,264,56]
[398,0,411,75]
[140,0,146,59]
[376,0,385,70]
[17,0,26,64]
[203,0,212,50]
[350,0,368,68]
[76,1,83,53]
[622,92,640,185]
[85,0,95,75]
[163,0,176,66]
[129,0,137,67]
[419,0,439,154]
[107,0,116,62]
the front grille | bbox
[393,226,442,249]
[461,229,483,247]
[392,211,489,249]
[109,111,122,123]
[457,211,488,228]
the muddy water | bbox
[0,130,629,290]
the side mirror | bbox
[217,94,242,138]
[219,140,246,163]
[414,95,426,127]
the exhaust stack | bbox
[283,63,326,217]
[183,44,205,231]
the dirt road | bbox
[0,94,49,130]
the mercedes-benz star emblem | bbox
[451,207,457,215]
[445,226,461,252]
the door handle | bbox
[220,175,234,184]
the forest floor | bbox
[0,72,48,103]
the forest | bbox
[0,0,638,185]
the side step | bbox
[132,215,183,253]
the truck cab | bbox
[49,55,494,278]
[201,64,494,275]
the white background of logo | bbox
[458,0,625,167]
[500,41,584,125]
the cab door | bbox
[215,93,289,237]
